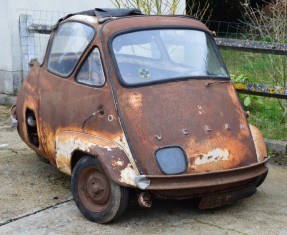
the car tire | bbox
[71,156,129,224]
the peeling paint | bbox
[128,92,143,108]
[195,148,229,165]
[198,105,206,115]
[56,133,122,175]
[56,154,71,175]
[119,163,137,186]
[112,159,124,168]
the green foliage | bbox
[230,74,250,83]
[246,95,286,140]
[242,0,287,124]
[244,96,251,106]
[230,74,254,107]
[230,73,286,140]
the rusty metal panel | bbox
[112,80,258,175]
[56,131,139,187]
[249,124,268,162]
[145,158,268,191]
[16,63,42,153]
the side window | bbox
[76,48,105,86]
[48,22,95,77]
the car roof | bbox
[54,8,212,35]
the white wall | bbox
[0,0,185,94]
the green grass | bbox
[240,95,287,140]
[220,49,287,140]
[220,49,287,85]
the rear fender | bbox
[55,131,139,187]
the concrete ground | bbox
[0,105,287,235]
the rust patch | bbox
[128,92,143,108]
[186,134,254,173]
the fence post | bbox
[19,14,35,79]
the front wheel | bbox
[71,156,129,223]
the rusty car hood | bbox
[115,80,258,175]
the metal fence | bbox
[204,20,245,38]
[18,13,287,140]
[19,10,68,77]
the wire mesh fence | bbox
[19,10,68,65]
[204,20,245,39]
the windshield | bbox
[112,29,229,85]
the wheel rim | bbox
[78,166,111,212]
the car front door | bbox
[37,22,109,163]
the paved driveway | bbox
[0,105,286,235]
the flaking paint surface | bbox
[119,163,137,187]
[194,148,229,165]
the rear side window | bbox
[76,48,105,86]
[48,22,95,77]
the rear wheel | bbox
[71,156,129,223]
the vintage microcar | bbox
[12,8,269,223]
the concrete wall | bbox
[0,0,185,94]
[0,0,115,94]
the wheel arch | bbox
[56,131,139,188]
[71,150,88,171]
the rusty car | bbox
[11,8,269,223]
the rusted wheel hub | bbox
[78,167,111,212]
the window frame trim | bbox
[46,20,96,79]
[75,46,107,88]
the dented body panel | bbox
[14,13,268,210]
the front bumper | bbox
[135,158,268,198]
